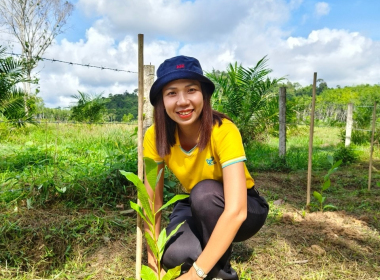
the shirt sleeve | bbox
[213,121,246,168]
[143,125,164,163]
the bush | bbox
[333,145,359,165]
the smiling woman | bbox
[162,79,204,149]
[142,55,269,280]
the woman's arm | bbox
[144,162,165,274]
[180,161,247,280]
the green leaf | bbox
[129,201,149,225]
[331,159,342,170]
[164,180,177,188]
[145,232,159,260]
[157,228,167,261]
[120,171,154,223]
[162,265,182,280]
[145,157,158,191]
[323,204,337,211]
[322,178,331,191]
[157,194,189,214]
[156,168,163,189]
[313,191,323,203]
[141,265,158,280]
[327,155,334,165]
[165,222,185,246]
[156,222,186,261]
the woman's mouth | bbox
[177,110,194,118]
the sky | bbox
[1,0,380,108]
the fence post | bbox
[143,64,155,133]
[368,102,376,191]
[279,87,286,159]
[345,103,353,147]
[136,33,144,280]
[307,72,317,209]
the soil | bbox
[1,162,380,279]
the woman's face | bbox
[162,79,204,129]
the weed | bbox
[333,144,359,165]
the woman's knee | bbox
[190,179,224,210]
[162,236,202,270]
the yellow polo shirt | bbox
[143,119,254,193]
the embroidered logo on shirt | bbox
[206,156,216,166]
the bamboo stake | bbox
[368,102,376,191]
[306,72,317,209]
[136,33,144,280]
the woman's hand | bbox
[176,267,201,280]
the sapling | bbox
[120,157,189,280]
[312,155,342,212]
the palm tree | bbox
[70,91,107,123]
[207,56,284,142]
[0,45,37,127]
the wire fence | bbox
[5,52,138,73]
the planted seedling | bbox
[312,155,342,212]
[121,157,189,280]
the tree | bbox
[0,45,38,126]
[70,91,107,123]
[207,56,284,142]
[122,113,134,123]
[0,0,74,93]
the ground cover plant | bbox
[1,123,380,279]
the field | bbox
[0,124,379,279]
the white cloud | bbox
[315,2,330,17]
[272,28,380,87]
[77,0,288,42]
[25,0,380,107]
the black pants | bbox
[161,179,269,279]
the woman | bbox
[143,55,269,280]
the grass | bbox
[246,126,378,171]
[1,123,380,279]
[0,123,138,209]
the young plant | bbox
[120,157,189,280]
[312,155,342,211]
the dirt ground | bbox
[64,165,380,279]
[1,163,380,280]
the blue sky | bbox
[2,0,379,108]
[286,0,380,40]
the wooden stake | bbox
[368,102,376,191]
[279,87,286,159]
[136,33,144,280]
[306,72,317,208]
[345,103,353,147]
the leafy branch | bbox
[121,157,188,280]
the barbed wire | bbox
[4,52,138,73]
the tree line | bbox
[2,45,380,144]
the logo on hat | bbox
[176,64,185,69]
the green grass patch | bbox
[245,126,375,172]
[0,123,138,209]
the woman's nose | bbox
[176,92,189,105]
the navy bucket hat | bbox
[149,55,215,106]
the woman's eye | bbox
[188,88,197,92]
[166,91,176,96]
